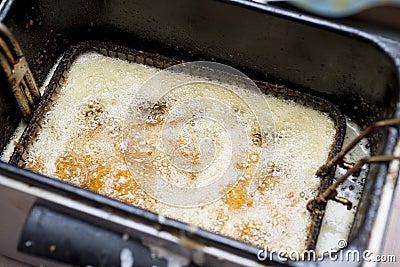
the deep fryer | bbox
[0,0,400,266]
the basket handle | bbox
[308,118,400,213]
[0,22,40,121]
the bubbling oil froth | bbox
[23,53,336,254]
[123,61,274,207]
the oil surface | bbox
[22,53,336,254]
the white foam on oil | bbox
[2,52,368,256]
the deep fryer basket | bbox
[9,41,346,254]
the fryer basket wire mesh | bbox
[8,41,347,252]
